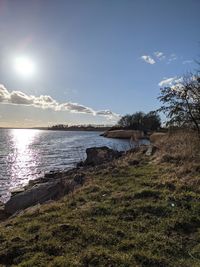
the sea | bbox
[0,128,142,202]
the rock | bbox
[44,172,56,179]
[76,161,84,168]
[5,181,63,215]
[26,177,49,189]
[145,145,157,156]
[44,172,62,179]
[10,187,25,196]
[4,154,89,215]
[83,146,122,166]
[26,173,63,190]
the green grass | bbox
[0,159,200,266]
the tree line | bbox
[117,111,161,131]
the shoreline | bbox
[1,146,125,218]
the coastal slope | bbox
[0,133,200,267]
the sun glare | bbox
[14,56,36,78]
[9,129,40,189]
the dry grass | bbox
[149,132,166,143]
[155,130,200,162]
[152,130,200,191]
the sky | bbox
[0,0,199,127]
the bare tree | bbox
[158,73,200,134]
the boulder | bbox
[5,172,86,215]
[10,187,25,196]
[145,145,157,156]
[5,181,63,215]
[83,146,122,166]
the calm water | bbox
[0,129,134,202]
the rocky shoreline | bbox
[0,146,125,220]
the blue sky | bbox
[0,0,199,127]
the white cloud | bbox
[154,51,165,60]
[0,84,120,121]
[96,110,120,121]
[141,51,178,65]
[141,55,156,64]
[158,77,177,87]
[158,76,183,87]
[59,103,94,114]
[167,53,177,64]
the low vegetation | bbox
[0,131,200,267]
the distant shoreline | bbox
[0,127,110,132]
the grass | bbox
[0,147,200,266]
[155,130,200,163]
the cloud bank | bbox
[0,84,120,121]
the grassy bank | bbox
[0,134,200,266]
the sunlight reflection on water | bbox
[8,129,40,189]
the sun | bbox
[14,56,36,78]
